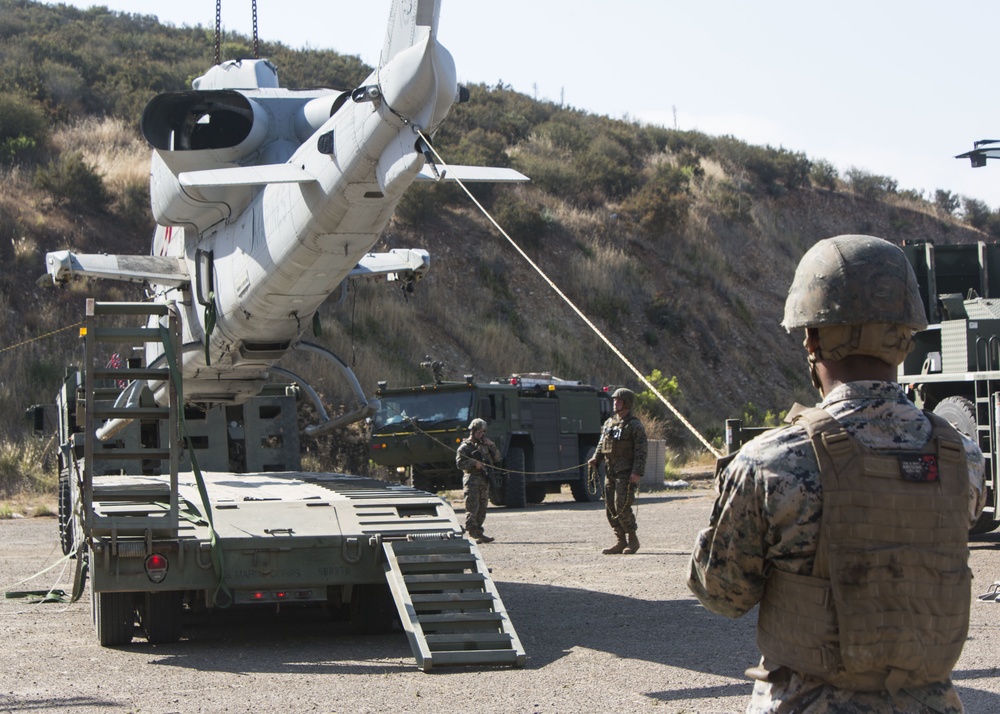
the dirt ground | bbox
[2,481,999,714]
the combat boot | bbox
[622,531,640,555]
[602,531,627,555]
[475,533,495,544]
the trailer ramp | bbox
[382,537,526,671]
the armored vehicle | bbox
[896,240,1000,535]
[370,373,613,507]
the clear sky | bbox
[44,0,1000,209]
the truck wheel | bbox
[411,469,433,493]
[138,591,184,644]
[503,447,527,509]
[526,484,547,504]
[571,446,604,502]
[933,397,1000,535]
[93,588,136,647]
[488,475,505,507]
[933,396,977,437]
[970,510,1000,536]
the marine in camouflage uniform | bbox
[591,388,647,554]
[456,418,501,544]
[688,235,987,714]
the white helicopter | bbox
[40,0,526,436]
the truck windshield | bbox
[373,391,474,432]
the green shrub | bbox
[33,151,110,211]
[845,167,897,200]
[740,402,786,428]
[492,195,550,249]
[635,369,681,418]
[645,292,685,334]
[576,134,641,200]
[0,93,48,163]
[962,196,991,230]
[715,137,811,194]
[620,164,693,235]
[810,159,838,191]
[935,189,960,215]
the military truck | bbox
[31,301,525,671]
[369,373,613,507]
[725,240,1000,537]
[896,239,1000,535]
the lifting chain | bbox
[213,0,260,65]
[214,0,221,65]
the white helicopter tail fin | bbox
[379,0,440,69]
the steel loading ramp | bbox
[382,537,526,671]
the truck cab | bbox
[370,373,613,507]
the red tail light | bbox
[144,553,169,583]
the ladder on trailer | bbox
[82,299,181,540]
[382,538,526,671]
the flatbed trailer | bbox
[44,300,524,671]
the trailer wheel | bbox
[93,588,136,647]
[351,583,399,634]
[933,397,1000,535]
[503,447,527,509]
[571,446,604,503]
[138,591,184,644]
[57,465,74,556]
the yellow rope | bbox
[0,322,84,356]
[415,130,723,458]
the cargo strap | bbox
[159,322,232,608]
[381,538,526,671]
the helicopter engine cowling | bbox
[141,90,271,233]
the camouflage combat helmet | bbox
[782,235,927,331]
[468,418,487,432]
[611,388,635,409]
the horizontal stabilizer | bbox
[417,164,529,183]
[41,251,188,287]
[179,163,317,188]
[350,248,430,282]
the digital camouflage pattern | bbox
[688,381,986,714]
[596,412,647,535]
[595,412,647,478]
[456,435,500,537]
[781,235,928,332]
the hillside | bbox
[0,0,992,477]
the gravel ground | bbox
[2,482,999,714]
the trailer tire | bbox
[351,583,399,634]
[139,591,184,644]
[57,465,74,556]
[571,446,604,503]
[503,447,527,509]
[933,396,1000,535]
[93,588,135,647]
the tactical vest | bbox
[599,417,635,462]
[756,406,971,694]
